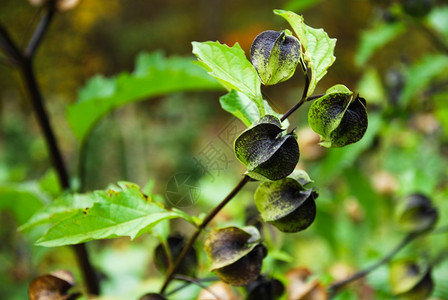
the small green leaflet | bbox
[35,182,194,247]
[67,52,223,143]
[219,90,288,128]
[192,41,265,114]
[274,9,336,97]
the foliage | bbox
[1,1,448,299]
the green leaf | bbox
[400,54,448,107]
[428,6,448,39]
[274,9,336,96]
[355,22,406,67]
[283,0,324,12]
[67,52,223,143]
[35,182,191,247]
[0,183,46,225]
[219,90,289,128]
[219,90,260,127]
[19,193,99,232]
[234,115,299,181]
[192,41,264,114]
[254,176,317,233]
[357,68,387,106]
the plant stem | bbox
[328,233,417,298]
[280,70,310,122]
[25,5,55,58]
[160,175,250,294]
[173,275,221,299]
[0,11,100,295]
[165,277,218,297]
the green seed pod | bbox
[204,226,267,286]
[308,85,368,148]
[389,260,434,300]
[234,115,300,181]
[250,30,301,86]
[255,172,317,233]
[397,193,438,234]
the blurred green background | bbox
[1,0,448,299]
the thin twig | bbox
[21,7,43,49]
[280,71,310,122]
[328,233,417,298]
[1,6,100,295]
[165,277,218,297]
[173,275,221,299]
[159,175,251,294]
[25,6,56,58]
[0,24,22,64]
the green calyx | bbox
[204,226,266,286]
[397,193,438,234]
[234,115,300,181]
[308,84,368,148]
[254,170,317,233]
[250,30,301,86]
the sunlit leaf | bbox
[274,9,337,96]
[192,41,264,113]
[67,52,223,143]
[428,6,448,38]
[220,90,289,128]
[35,182,193,247]
[19,193,98,232]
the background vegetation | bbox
[1,0,447,299]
